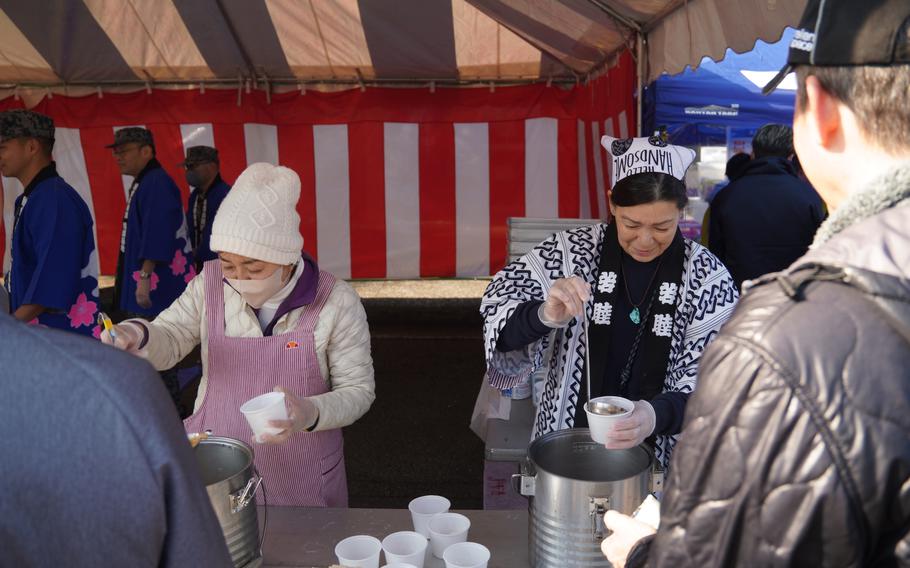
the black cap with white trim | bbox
[763,0,910,95]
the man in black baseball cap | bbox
[602,1,910,566]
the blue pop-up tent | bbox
[643,28,797,146]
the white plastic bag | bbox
[469,373,512,442]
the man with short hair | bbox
[706,123,825,288]
[182,145,230,272]
[109,127,193,317]
[0,109,100,336]
[602,1,910,566]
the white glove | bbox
[100,321,148,357]
[604,400,656,450]
[540,276,591,327]
[257,386,320,445]
[601,510,657,568]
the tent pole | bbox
[636,32,644,136]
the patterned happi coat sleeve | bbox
[480,224,605,391]
[654,240,739,468]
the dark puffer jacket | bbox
[632,183,910,566]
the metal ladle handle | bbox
[584,302,592,406]
[564,264,592,407]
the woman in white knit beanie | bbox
[102,162,375,508]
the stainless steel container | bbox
[513,429,660,568]
[194,436,263,568]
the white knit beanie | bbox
[209,162,303,265]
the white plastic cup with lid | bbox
[381,531,428,567]
[584,395,634,444]
[240,391,288,442]
[408,495,451,537]
[442,542,490,568]
[428,513,471,558]
[335,535,382,568]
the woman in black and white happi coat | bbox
[481,171,738,469]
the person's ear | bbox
[26,138,39,157]
[802,75,843,152]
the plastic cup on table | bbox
[381,531,428,568]
[428,513,471,559]
[408,495,451,537]
[335,535,382,568]
[442,542,491,568]
[240,391,288,442]
[381,564,418,568]
[584,395,634,444]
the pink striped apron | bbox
[184,260,347,507]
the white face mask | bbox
[226,266,286,309]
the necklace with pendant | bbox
[621,253,665,324]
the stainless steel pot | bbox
[512,429,662,567]
[194,436,263,568]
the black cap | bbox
[763,0,910,94]
[106,127,154,148]
[180,145,219,167]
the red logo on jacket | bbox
[285,341,300,350]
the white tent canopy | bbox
[0,0,806,89]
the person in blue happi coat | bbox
[108,127,193,318]
[109,127,194,411]
[182,145,230,273]
[0,110,100,337]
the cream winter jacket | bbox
[133,272,375,431]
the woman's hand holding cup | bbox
[258,386,319,444]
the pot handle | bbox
[510,473,536,497]
[650,463,665,494]
[230,475,262,514]
[590,497,610,540]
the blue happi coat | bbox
[186,175,230,268]
[8,164,100,336]
[118,160,194,316]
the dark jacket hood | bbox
[739,155,797,178]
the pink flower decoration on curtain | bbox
[67,293,98,329]
[132,270,160,291]
[92,325,102,339]
[170,249,188,276]
[184,264,197,284]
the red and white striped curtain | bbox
[1,52,635,280]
